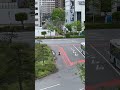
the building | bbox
[55,0,65,9]
[35,0,56,37]
[65,0,85,24]
[86,0,120,16]
[35,0,56,27]
[0,0,34,25]
[35,0,40,26]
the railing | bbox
[0,2,18,9]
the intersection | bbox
[35,38,85,90]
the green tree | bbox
[86,0,100,23]
[112,12,120,22]
[51,8,65,21]
[0,42,34,90]
[65,24,72,33]
[15,12,28,29]
[41,31,47,38]
[71,21,81,31]
[100,0,112,23]
[51,8,65,33]
[47,24,54,38]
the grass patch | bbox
[35,44,57,79]
[77,63,85,83]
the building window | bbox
[35,2,37,4]
[35,24,38,26]
[35,18,38,21]
[35,7,38,10]
[35,13,38,15]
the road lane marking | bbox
[58,46,85,66]
[40,84,60,90]
[75,52,78,56]
[90,45,120,76]
[71,48,79,56]
[60,47,73,66]
[80,88,84,90]
[73,45,85,58]
[58,46,68,65]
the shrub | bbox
[35,44,57,79]
[112,12,120,22]
[65,24,72,32]
[86,15,105,23]
[86,23,120,29]
[65,33,70,38]
[0,26,34,32]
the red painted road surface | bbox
[58,46,85,66]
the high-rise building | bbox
[65,0,85,24]
[35,0,40,26]
[35,0,56,27]
[55,0,65,9]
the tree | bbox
[47,23,54,38]
[71,21,81,31]
[86,0,101,23]
[51,8,65,32]
[41,31,47,38]
[15,12,28,29]
[18,0,29,8]
[100,0,112,23]
[86,0,120,23]
[112,12,120,22]
[0,42,34,90]
[65,24,72,33]
[51,8,65,21]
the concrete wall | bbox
[35,27,56,37]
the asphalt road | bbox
[86,29,120,90]
[35,38,85,90]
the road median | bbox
[35,44,58,79]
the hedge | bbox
[0,26,34,32]
[86,23,120,29]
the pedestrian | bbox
[58,52,61,55]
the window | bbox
[35,13,38,15]
[35,18,38,21]
[35,24,38,26]
[35,7,38,10]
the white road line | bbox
[90,45,120,76]
[71,48,74,51]
[40,84,60,90]
[79,88,84,90]
[73,45,85,58]
[71,48,78,56]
